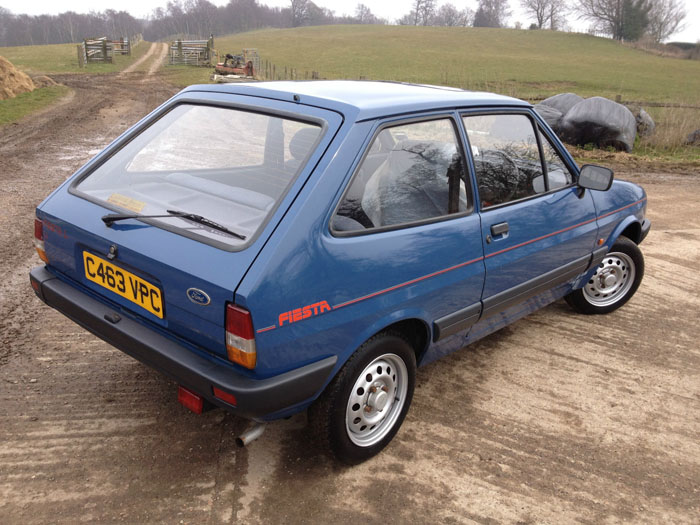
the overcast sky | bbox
[1,0,698,42]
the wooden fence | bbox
[77,34,143,67]
[258,59,323,81]
[170,35,214,66]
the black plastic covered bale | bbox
[635,108,655,137]
[540,93,584,115]
[558,97,637,152]
[534,104,563,131]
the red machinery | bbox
[215,54,254,76]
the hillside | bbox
[196,25,699,104]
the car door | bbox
[328,115,486,344]
[461,110,599,319]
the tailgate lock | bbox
[107,244,118,260]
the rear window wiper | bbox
[102,209,246,240]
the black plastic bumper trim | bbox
[588,246,609,271]
[29,266,337,420]
[640,218,651,244]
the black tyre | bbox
[309,332,416,464]
[565,235,644,315]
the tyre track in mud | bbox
[0,67,699,523]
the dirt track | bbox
[0,63,698,524]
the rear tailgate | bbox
[34,92,343,363]
[37,196,250,359]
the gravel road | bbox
[0,68,698,524]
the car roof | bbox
[181,80,530,121]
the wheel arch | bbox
[335,314,431,376]
[607,215,642,247]
[621,221,643,244]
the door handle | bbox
[490,222,509,236]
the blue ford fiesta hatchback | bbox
[30,81,650,463]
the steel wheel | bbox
[582,252,635,307]
[309,331,416,464]
[566,235,645,315]
[345,353,408,447]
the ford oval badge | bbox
[187,288,210,306]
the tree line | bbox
[0,0,688,47]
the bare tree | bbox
[418,0,437,25]
[575,0,652,41]
[520,0,549,28]
[647,0,686,42]
[548,0,569,29]
[290,0,309,27]
[433,3,474,26]
[521,0,569,29]
[354,4,376,24]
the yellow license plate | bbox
[83,252,164,319]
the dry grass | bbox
[633,106,700,161]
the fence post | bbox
[77,44,84,68]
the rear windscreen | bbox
[75,104,322,248]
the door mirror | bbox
[578,164,614,191]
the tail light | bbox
[34,218,49,263]
[225,304,256,369]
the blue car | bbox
[30,81,650,463]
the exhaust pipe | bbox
[236,422,266,447]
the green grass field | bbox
[0,84,70,126]
[0,40,150,75]
[167,25,700,106]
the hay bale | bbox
[0,56,35,100]
[32,75,58,88]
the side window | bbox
[539,128,574,190]
[333,119,469,233]
[462,114,544,209]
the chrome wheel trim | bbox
[345,353,408,447]
[583,251,636,307]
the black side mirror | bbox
[578,164,614,191]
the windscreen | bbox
[76,104,322,248]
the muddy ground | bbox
[1,48,698,523]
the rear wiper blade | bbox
[166,209,246,240]
[101,210,246,240]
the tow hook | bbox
[236,422,267,447]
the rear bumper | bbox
[29,266,336,420]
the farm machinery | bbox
[214,53,255,76]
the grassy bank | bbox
[0,84,71,126]
[167,25,700,105]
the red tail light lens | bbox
[225,304,257,369]
[33,218,48,263]
[34,218,44,240]
[177,385,204,414]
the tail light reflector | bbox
[226,304,257,369]
[34,218,49,263]
[212,386,237,406]
[177,385,204,414]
